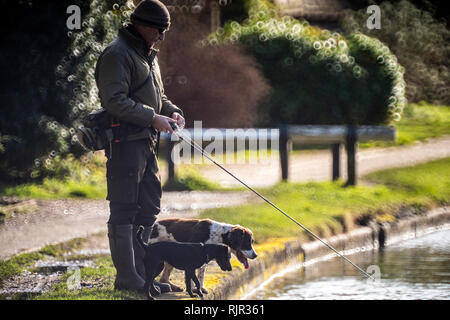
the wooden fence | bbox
[160,125,396,186]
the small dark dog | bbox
[136,226,232,300]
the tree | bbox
[0,0,128,181]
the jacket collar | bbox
[118,24,158,64]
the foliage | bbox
[0,0,270,182]
[158,6,270,128]
[212,0,406,126]
[0,0,83,181]
[345,0,450,29]
[0,0,133,182]
[341,0,450,105]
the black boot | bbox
[133,224,171,294]
[108,223,145,291]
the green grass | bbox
[38,238,87,259]
[2,178,107,199]
[0,237,91,286]
[0,153,108,199]
[163,166,224,191]
[0,252,45,286]
[33,256,142,300]
[364,158,450,204]
[199,158,450,242]
[360,102,450,148]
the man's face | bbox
[135,24,166,49]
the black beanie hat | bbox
[130,0,170,29]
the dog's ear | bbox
[228,227,244,249]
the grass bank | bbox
[0,237,87,287]
[0,153,108,200]
[198,158,450,243]
[360,102,450,148]
[33,256,142,300]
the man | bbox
[95,0,185,292]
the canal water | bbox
[245,229,450,300]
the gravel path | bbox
[0,191,259,260]
[1,135,449,260]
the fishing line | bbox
[169,123,375,281]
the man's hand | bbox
[171,112,185,130]
[153,114,177,133]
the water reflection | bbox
[246,229,450,300]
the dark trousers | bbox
[105,139,161,226]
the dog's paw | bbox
[191,288,205,298]
[150,285,161,296]
[194,287,208,295]
[188,292,198,298]
[169,283,184,292]
[145,288,155,300]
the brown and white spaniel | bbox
[146,218,258,293]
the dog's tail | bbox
[136,225,149,248]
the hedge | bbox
[341,0,450,105]
[0,0,130,181]
[212,0,407,126]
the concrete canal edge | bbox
[202,206,450,300]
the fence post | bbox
[167,140,175,181]
[331,143,341,181]
[279,125,291,181]
[346,125,357,186]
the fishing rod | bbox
[169,123,375,281]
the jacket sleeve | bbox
[96,48,156,127]
[160,94,184,118]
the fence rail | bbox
[287,125,396,143]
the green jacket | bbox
[95,25,182,140]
